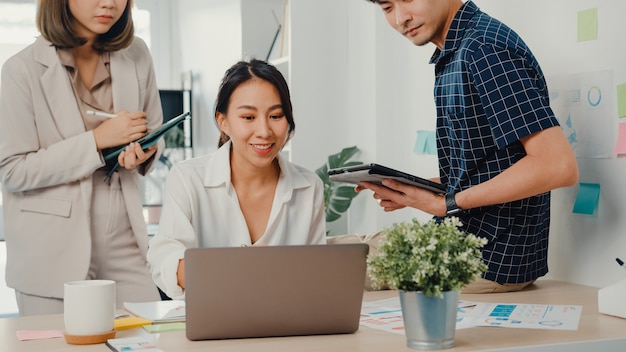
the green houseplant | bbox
[368,217,488,297]
[367,217,487,350]
[315,146,362,224]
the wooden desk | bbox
[2,280,626,351]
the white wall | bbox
[172,0,244,156]
[342,1,440,234]
[171,0,289,157]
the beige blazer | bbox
[0,36,164,298]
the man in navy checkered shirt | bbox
[359,0,578,293]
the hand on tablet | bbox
[357,179,446,216]
[356,180,406,211]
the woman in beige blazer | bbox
[0,0,163,315]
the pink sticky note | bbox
[16,330,64,341]
[613,122,626,155]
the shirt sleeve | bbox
[146,165,199,300]
[469,44,559,149]
[309,176,327,244]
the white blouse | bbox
[147,141,327,299]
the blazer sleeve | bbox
[0,54,104,192]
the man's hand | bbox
[356,179,446,216]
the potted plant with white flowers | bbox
[367,217,488,350]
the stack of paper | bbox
[106,336,163,352]
[123,300,186,323]
[360,297,583,333]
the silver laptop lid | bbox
[184,244,369,341]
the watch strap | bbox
[445,192,462,215]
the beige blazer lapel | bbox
[33,38,94,214]
[110,49,140,112]
[35,38,86,140]
[110,48,149,256]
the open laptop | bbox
[184,243,369,341]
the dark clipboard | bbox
[328,163,445,194]
[103,112,190,162]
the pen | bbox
[86,110,117,118]
[615,258,626,270]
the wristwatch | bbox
[445,192,462,216]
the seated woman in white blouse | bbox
[147,59,327,299]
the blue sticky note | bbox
[424,131,437,155]
[414,130,428,154]
[414,130,437,155]
[572,183,600,215]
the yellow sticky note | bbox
[577,8,598,42]
[114,316,152,331]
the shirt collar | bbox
[203,140,314,202]
[56,48,111,89]
[429,0,480,65]
[204,141,233,189]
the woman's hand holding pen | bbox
[93,110,148,150]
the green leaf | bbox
[315,146,362,223]
[327,146,359,169]
[333,185,358,199]
[325,209,341,223]
[315,164,330,183]
[329,197,352,213]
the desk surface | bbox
[2,280,626,352]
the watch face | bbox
[447,207,462,215]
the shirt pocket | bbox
[20,196,71,218]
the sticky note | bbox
[143,322,186,333]
[577,8,598,42]
[572,183,600,215]
[617,83,626,118]
[414,130,437,155]
[414,130,428,154]
[613,122,626,155]
[425,132,437,155]
[114,316,152,331]
[16,330,64,341]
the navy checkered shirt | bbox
[430,1,560,284]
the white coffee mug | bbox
[64,280,116,336]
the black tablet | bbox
[328,163,445,194]
[103,112,190,162]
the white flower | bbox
[367,217,488,298]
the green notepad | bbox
[143,322,186,333]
